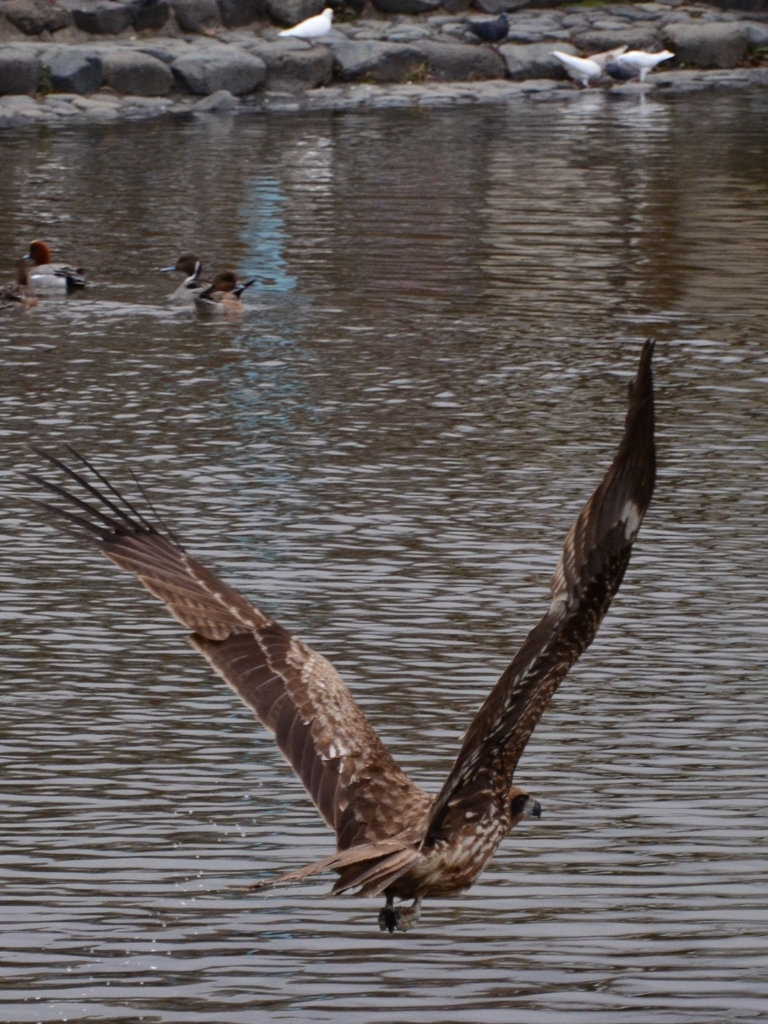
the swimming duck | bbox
[194,271,255,314]
[160,252,208,304]
[22,240,87,292]
[1,259,38,309]
[278,7,333,43]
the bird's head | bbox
[509,786,541,822]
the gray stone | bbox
[474,0,531,14]
[573,26,661,53]
[171,0,220,31]
[711,0,767,10]
[192,86,238,107]
[743,21,768,46]
[69,0,133,33]
[43,46,103,92]
[371,0,440,14]
[218,0,264,26]
[244,38,332,89]
[331,39,425,82]
[265,0,322,26]
[3,0,72,34]
[664,20,749,67]
[0,46,40,93]
[128,0,169,30]
[135,39,194,63]
[413,39,506,80]
[102,48,173,93]
[172,49,266,93]
[499,40,576,79]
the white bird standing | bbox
[611,49,674,82]
[278,6,333,43]
[552,51,602,87]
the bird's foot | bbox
[378,897,422,933]
[378,904,397,933]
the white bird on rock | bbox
[553,46,629,87]
[278,7,333,43]
[552,51,602,87]
[609,49,674,82]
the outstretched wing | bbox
[424,341,656,847]
[22,448,431,851]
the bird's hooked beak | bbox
[524,797,542,819]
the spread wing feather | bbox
[23,447,431,850]
[424,340,656,846]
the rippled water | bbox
[2,91,768,1023]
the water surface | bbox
[2,91,768,1022]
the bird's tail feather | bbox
[248,840,420,898]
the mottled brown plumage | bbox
[21,342,656,933]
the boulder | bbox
[0,46,40,93]
[331,39,425,81]
[664,21,749,68]
[192,86,238,108]
[171,0,220,30]
[413,39,506,79]
[217,0,265,26]
[573,26,661,54]
[743,21,768,46]
[3,0,72,34]
[474,0,531,14]
[265,0,322,27]
[499,40,576,79]
[371,0,440,14]
[102,48,173,93]
[172,49,266,93]
[128,0,169,29]
[43,46,103,92]
[244,39,333,90]
[69,0,133,32]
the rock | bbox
[371,0,440,14]
[43,46,103,92]
[573,26,661,53]
[499,40,576,80]
[3,0,72,34]
[664,21,749,68]
[102,48,173,93]
[217,0,265,26]
[172,49,266,93]
[68,0,133,33]
[244,38,333,90]
[192,86,238,108]
[474,0,530,14]
[711,0,767,10]
[413,39,506,80]
[170,0,220,31]
[331,39,425,82]
[743,21,768,46]
[128,0,169,29]
[265,0,322,27]
[0,46,40,93]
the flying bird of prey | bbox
[22,342,655,934]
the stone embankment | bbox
[0,0,767,123]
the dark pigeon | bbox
[465,13,509,44]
